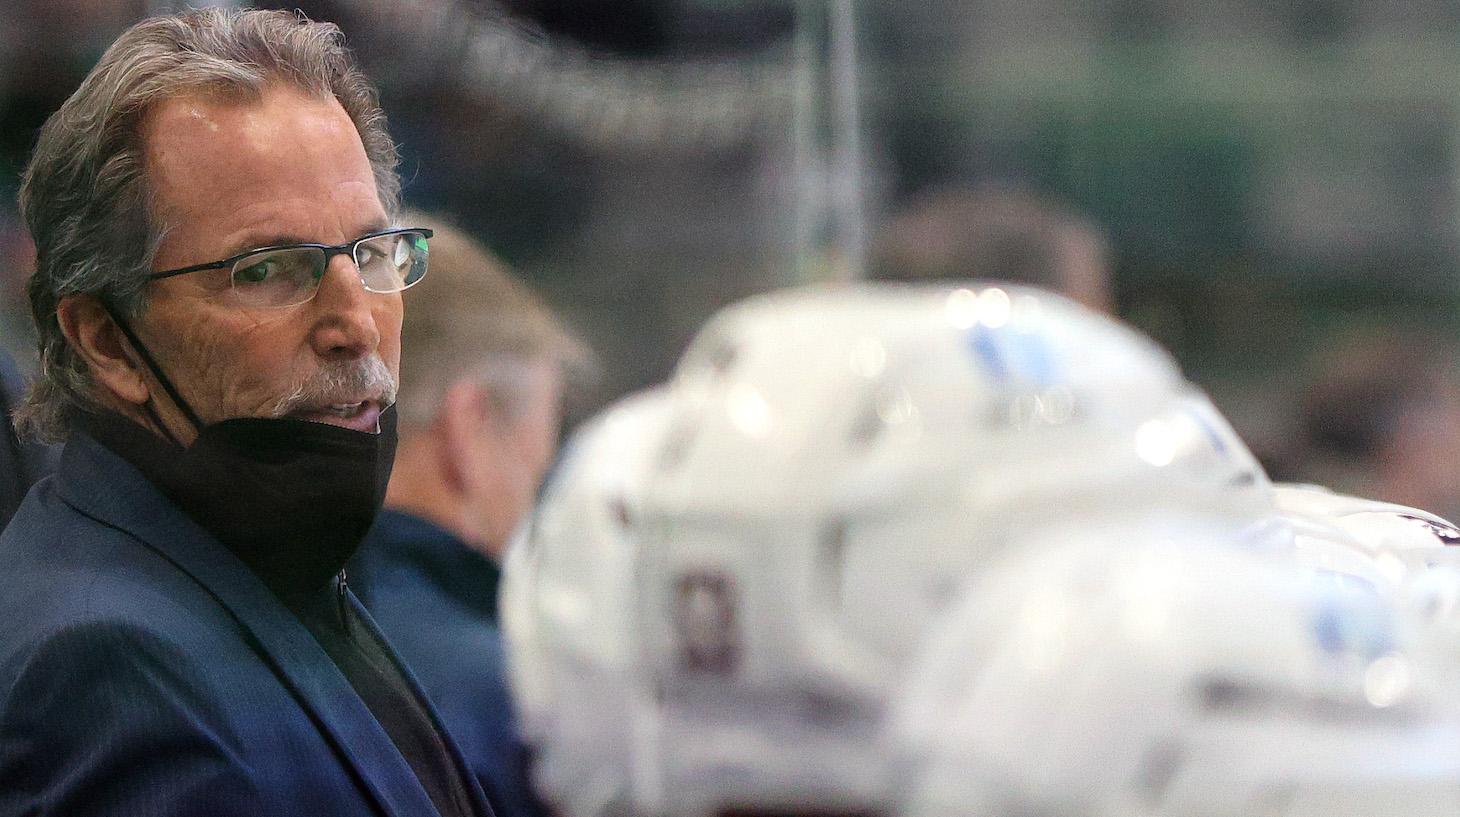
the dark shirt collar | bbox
[363,510,502,621]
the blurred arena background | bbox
[5,0,1460,514]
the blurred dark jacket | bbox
[350,510,545,817]
[0,349,56,528]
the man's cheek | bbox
[237,308,296,330]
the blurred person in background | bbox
[0,10,493,816]
[1271,327,1460,524]
[868,184,1114,313]
[0,343,56,530]
[0,217,61,526]
[349,214,592,817]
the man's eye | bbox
[357,244,388,266]
[233,259,278,285]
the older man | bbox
[0,10,490,817]
[348,216,591,817]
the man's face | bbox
[136,83,401,436]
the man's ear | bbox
[436,379,489,496]
[55,294,150,406]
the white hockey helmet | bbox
[500,387,678,817]
[1269,486,1460,689]
[890,519,1460,817]
[1275,483,1460,593]
[504,283,1277,817]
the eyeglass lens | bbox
[356,231,429,294]
[227,231,429,308]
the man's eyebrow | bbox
[226,222,394,256]
[227,235,312,256]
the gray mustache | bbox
[269,356,398,417]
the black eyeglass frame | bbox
[148,227,434,288]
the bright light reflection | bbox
[1135,419,1178,467]
[1363,654,1412,708]
[1374,552,1407,587]
[1011,295,1044,332]
[978,288,1012,328]
[726,383,773,439]
[945,288,979,329]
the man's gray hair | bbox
[18,7,401,441]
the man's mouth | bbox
[288,400,383,432]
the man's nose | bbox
[307,253,380,360]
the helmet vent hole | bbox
[1196,676,1269,714]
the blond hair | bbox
[396,213,593,431]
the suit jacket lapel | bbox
[56,432,443,817]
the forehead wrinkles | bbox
[141,87,382,268]
[144,89,364,198]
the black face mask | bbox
[88,306,398,605]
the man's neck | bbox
[385,435,500,560]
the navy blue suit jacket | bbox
[349,512,542,817]
[0,431,491,816]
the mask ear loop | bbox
[100,302,203,444]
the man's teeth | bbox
[325,402,365,417]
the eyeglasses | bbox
[150,227,433,309]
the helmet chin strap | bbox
[101,303,204,445]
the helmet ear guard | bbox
[502,283,1285,817]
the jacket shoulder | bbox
[0,479,217,638]
[0,502,382,815]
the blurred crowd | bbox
[4,0,1460,483]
